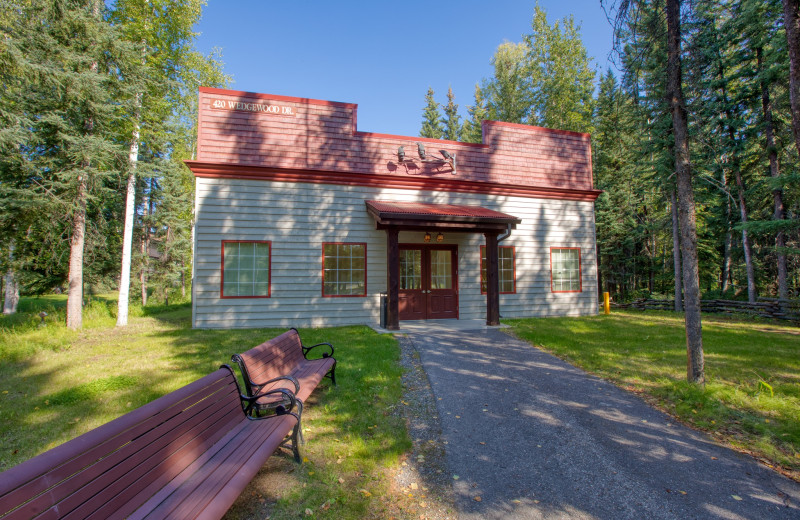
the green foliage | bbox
[483,41,531,123]
[523,3,595,132]
[441,86,461,141]
[419,87,443,139]
[461,83,487,143]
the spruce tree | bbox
[420,87,443,139]
[442,87,461,141]
[8,0,135,328]
[461,84,488,143]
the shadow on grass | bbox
[1,298,411,517]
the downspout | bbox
[494,223,512,321]
[497,223,513,243]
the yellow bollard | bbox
[603,292,610,315]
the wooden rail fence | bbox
[608,298,800,323]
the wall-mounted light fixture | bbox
[395,143,457,175]
[436,232,444,243]
[424,232,431,242]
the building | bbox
[187,87,601,329]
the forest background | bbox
[0,0,798,330]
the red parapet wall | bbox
[194,87,597,195]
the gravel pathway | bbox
[400,326,800,520]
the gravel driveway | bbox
[400,326,800,520]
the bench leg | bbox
[327,362,337,386]
[296,399,305,445]
[290,414,301,462]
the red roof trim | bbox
[483,120,591,140]
[185,161,602,202]
[199,87,357,109]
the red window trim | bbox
[220,240,272,299]
[480,245,516,295]
[550,247,582,293]
[322,242,368,298]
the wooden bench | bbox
[231,328,336,420]
[0,366,300,520]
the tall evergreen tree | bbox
[461,83,488,143]
[666,0,704,383]
[5,0,136,328]
[442,86,461,141]
[420,87,443,139]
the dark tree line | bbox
[421,0,799,383]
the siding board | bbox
[193,178,597,328]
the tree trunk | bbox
[66,0,100,330]
[783,0,800,157]
[757,47,788,299]
[721,228,732,292]
[733,167,757,303]
[667,0,704,384]
[66,173,88,330]
[140,179,150,307]
[3,242,19,315]
[117,92,141,326]
[670,190,683,312]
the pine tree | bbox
[6,0,136,328]
[461,84,488,143]
[420,87,443,139]
[442,87,461,141]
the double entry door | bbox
[398,244,458,320]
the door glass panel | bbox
[429,250,452,289]
[400,249,422,290]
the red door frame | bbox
[398,244,458,320]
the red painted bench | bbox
[232,328,336,421]
[0,366,299,520]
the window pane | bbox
[551,248,580,292]
[323,243,366,296]
[400,249,421,290]
[481,246,514,293]
[222,242,270,297]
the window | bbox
[551,247,581,292]
[323,243,366,297]
[221,241,271,298]
[480,246,516,294]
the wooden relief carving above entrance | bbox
[398,244,458,320]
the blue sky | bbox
[194,1,616,137]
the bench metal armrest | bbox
[242,387,298,418]
[253,374,300,394]
[302,342,334,360]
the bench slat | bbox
[145,415,295,520]
[71,401,243,520]
[0,373,233,518]
[0,368,298,520]
[14,383,238,520]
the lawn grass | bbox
[506,310,800,480]
[0,295,410,519]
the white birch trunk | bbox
[117,92,141,326]
[3,242,19,315]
